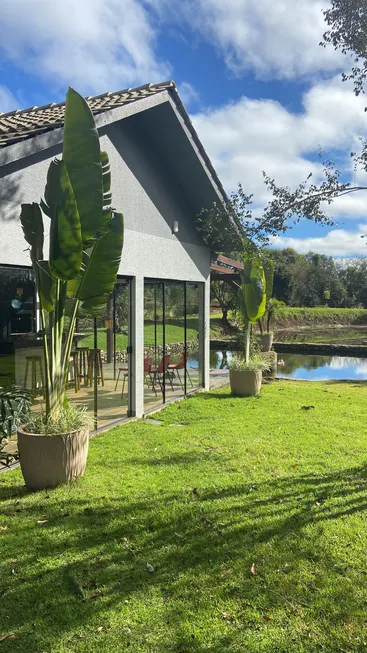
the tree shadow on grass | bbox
[2,461,367,651]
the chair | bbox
[115,358,156,400]
[168,351,193,390]
[70,351,80,393]
[143,357,156,396]
[24,355,45,398]
[75,346,89,386]
[150,354,174,393]
[114,363,128,398]
[87,349,104,386]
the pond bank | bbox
[210,339,367,357]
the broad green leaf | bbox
[241,244,267,323]
[63,87,103,243]
[37,261,56,312]
[20,203,44,262]
[75,212,124,316]
[101,151,111,207]
[264,259,274,301]
[49,159,83,281]
[40,158,62,219]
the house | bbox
[0,80,227,430]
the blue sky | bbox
[1,0,367,256]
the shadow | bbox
[0,138,62,223]
[103,104,217,277]
[2,454,367,650]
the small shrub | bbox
[228,352,273,372]
[25,405,91,435]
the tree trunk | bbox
[221,307,230,328]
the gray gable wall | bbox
[0,98,217,283]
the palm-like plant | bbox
[238,239,270,362]
[20,88,124,423]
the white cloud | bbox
[0,0,170,95]
[149,0,346,80]
[177,82,200,108]
[0,85,18,113]
[271,225,367,256]
[191,75,367,220]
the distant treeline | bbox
[269,248,367,308]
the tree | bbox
[211,280,238,329]
[322,0,367,97]
[196,182,332,255]
[264,2,367,223]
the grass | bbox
[276,306,367,328]
[80,319,199,350]
[210,313,237,340]
[276,327,367,345]
[1,380,367,651]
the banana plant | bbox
[238,239,268,362]
[20,88,124,421]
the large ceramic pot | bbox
[17,427,89,491]
[257,333,274,352]
[263,350,278,379]
[229,369,262,397]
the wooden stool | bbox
[24,355,45,398]
[76,346,89,386]
[70,351,80,393]
[114,365,128,398]
[87,349,104,387]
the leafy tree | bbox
[322,0,367,97]
[211,280,238,329]
[196,182,332,254]
[265,1,367,224]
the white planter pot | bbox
[18,426,89,491]
[257,333,274,352]
[229,369,262,397]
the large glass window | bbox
[69,278,131,431]
[143,279,203,413]
[0,266,37,392]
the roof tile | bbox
[0,80,174,148]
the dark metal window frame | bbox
[144,278,204,408]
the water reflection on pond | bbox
[209,350,367,381]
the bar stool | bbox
[24,355,45,398]
[70,351,80,393]
[76,346,89,386]
[87,349,104,387]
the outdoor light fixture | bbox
[172,220,179,234]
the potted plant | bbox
[229,239,270,397]
[228,353,272,396]
[17,88,124,491]
[257,263,276,352]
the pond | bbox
[208,350,367,381]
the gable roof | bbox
[0,79,227,202]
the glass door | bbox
[143,279,204,413]
[69,277,131,431]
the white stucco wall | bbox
[0,111,212,417]
[0,124,210,282]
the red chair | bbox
[143,357,157,397]
[150,354,174,392]
[168,351,193,390]
[115,357,156,399]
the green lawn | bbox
[276,306,367,328]
[2,381,367,651]
[80,319,199,350]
